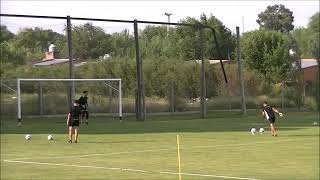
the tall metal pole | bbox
[164,12,173,37]
[236,26,247,115]
[134,19,143,121]
[199,28,207,118]
[67,16,75,109]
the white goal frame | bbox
[17,78,122,121]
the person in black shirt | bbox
[262,101,283,137]
[67,100,82,143]
[79,91,89,125]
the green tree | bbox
[241,30,292,83]
[110,29,135,58]
[71,23,112,59]
[176,14,235,60]
[0,25,14,43]
[257,4,294,33]
[13,27,65,60]
[308,12,320,59]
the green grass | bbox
[1,111,319,180]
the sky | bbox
[1,1,319,35]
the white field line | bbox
[3,159,261,180]
[7,139,295,161]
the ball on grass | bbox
[25,134,32,140]
[47,135,53,140]
[259,128,265,134]
[250,128,257,135]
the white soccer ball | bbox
[47,135,53,140]
[25,134,32,140]
[259,128,265,134]
[313,122,319,126]
[250,128,257,135]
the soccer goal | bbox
[16,78,122,123]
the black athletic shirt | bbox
[70,106,82,120]
[262,105,275,120]
[79,96,88,105]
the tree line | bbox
[1,5,319,105]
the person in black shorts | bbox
[79,91,89,125]
[262,101,283,137]
[67,100,82,143]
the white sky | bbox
[1,1,319,34]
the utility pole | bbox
[164,12,173,37]
[236,26,247,115]
[164,12,175,113]
[67,15,75,110]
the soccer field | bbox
[1,111,319,180]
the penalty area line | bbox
[3,159,261,180]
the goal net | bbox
[16,78,122,122]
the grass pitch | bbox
[1,111,319,180]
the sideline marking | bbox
[3,159,261,180]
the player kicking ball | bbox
[261,101,283,137]
[67,100,82,143]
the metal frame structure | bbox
[1,13,228,120]
[16,78,122,122]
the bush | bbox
[304,97,318,111]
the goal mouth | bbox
[16,78,122,122]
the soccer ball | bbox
[47,135,53,140]
[313,122,319,126]
[25,134,32,140]
[259,128,265,134]
[250,128,257,135]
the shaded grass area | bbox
[1,111,318,134]
[1,111,319,180]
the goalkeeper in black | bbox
[79,91,89,125]
[67,100,82,143]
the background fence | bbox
[1,14,318,119]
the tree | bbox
[110,29,135,58]
[0,25,14,43]
[71,23,112,59]
[292,12,320,59]
[292,28,312,58]
[257,4,294,33]
[13,27,66,60]
[241,30,292,83]
[308,12,320,59]
[176,14,235,60]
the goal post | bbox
[16,78,122,124]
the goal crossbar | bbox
[16,78,122,121]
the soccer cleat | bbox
[74,140,77,143]
[86,121,88,125]
[68,140,72,143]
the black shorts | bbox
[267,117,276,124]
[68,119,79,127]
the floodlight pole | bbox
[199,27,207,118]
[67,16,75,109]
[236,26,247,115]
[164,12,173,37]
